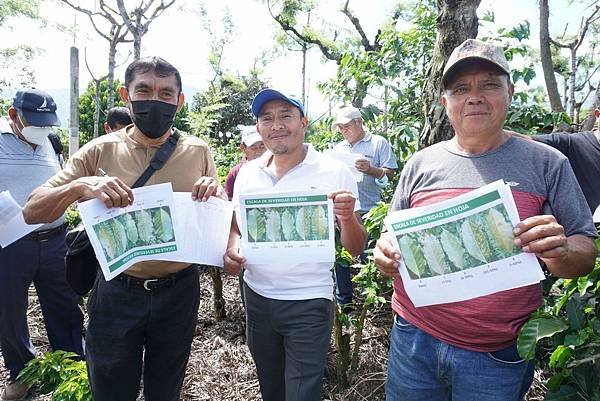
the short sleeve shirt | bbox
[44,127,218,278]
[0,117,65,231]
[389,136,596,352]
[232,144,360,301]
[333,132,398,213]
[534,131,600,213]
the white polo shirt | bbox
[232,144,360,301]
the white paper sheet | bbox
[593,205,600,223]
[78,183,180,280]
[170,192,233,267]
[323,150,363,182]
[384,180,544,307]
[0,191,42,247]
[239,190,335,264]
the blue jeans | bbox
[0,230,84,380]
[386,315,535,401]
[334,263,353,305]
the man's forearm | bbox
[23,182,82,224]
[339,213,367,257]
[367,166,395,180]
[227,215,241,249]
[544,234,597,278]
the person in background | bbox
[103,106,132,134]
[224,127,266,306]
[224,127,266,200]
[374,39,597,401]
[224,88,367,401]
[0,89,84,401]
[331,106,398,308]
[532,107,600,215]
[23,57,224,401]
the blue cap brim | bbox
[251,89,304,118]
[21,110,60,127]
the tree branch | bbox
[84,47,108,83]
[574,5,600,52]
[341,0,375,51]
[115,0,137,34]
[266,0,341,62]
[141,0,176,31]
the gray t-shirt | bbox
[388,136,596,352]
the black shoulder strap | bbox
[132,129,181,189]
[47,132,64,156]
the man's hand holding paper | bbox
[71,175,134,208]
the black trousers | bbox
[245,283,334,401]
[85,267,200,401]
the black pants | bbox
[245,283,334,401]
[85,267,200,401]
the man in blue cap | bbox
[0,89,84,400]
[223,88,367,401]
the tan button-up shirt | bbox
[45,127,218,278]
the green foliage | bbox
[332,202,393,387]
[193,132,242,182]
[315,0,434,167]
[190,72,268,143]
[0,45,41,88]
[518,250,600,400]
[17,351,91,401]
[0,0,40,25]
[65,207,81,230]
[0,96,10,115]
[506,101,571,135]
[78,80,125,146]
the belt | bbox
[114,265,196,291]
[22,223,67,242]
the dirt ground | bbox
[0,270,547,400]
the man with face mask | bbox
[23,57,225,401]
[0,89,84,401]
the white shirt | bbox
[232,144,360,300]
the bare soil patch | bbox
[0,270,547,400]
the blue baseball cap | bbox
[251,88,305,118]
[12,89,60,127]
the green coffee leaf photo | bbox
[398,233,426,279]
[461,215,491,264]
[246,205,329,243]
[92,206,176,261]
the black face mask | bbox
[130,99,178,139]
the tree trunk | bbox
[69,46,79,156]
[93,80,101,138]
[568,48,577,122]
[133,32,141,60]
[539,0,564,112]
[301,44,307,108]
[133,11,142,60]
[107,41,117,110]
[582,83,600,131]
[209,267,226,320]
[420,0,481,147]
